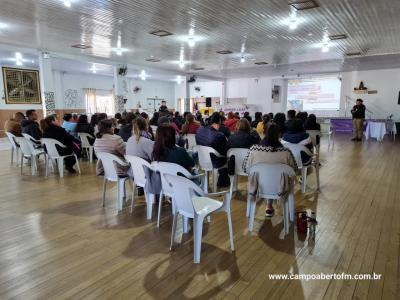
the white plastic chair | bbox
[16,137,45,175]
[164,173,234,264]
[282,142,320,193]
[247,163,296,235]
[78,132,95,162]
[152,161,205,228]
[183,134,197,151]
[96,152,130,211]
[227,148,250,214]
[306,130,321,163]
[5,132,20,165]
[41,138,81,178]
[124,155,155,220]
[320,121,334,148]
[195,145,227,193]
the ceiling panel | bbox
[0,0,399,78]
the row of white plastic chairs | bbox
[97,152,297,263]
[5,131,86,178]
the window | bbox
[84,88,114,116]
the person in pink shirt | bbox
[224,111,239,132]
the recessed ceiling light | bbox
[91,64,97,74]
[254,61,269,65]
[71,44,92,49]
[140,70,147,81]
[15,52,22,60]
[216,50,233,55]
[149,30,173,37]
[145,57,161,62]
[290,0,319,11]
[329,33,348,40]
[322,44,329,52]
[240,56,245,63]
[63,0,71,8]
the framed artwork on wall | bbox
[2,67,42,104]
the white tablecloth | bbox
[365,122,386,142]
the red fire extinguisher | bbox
[297,211,308,234]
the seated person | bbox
[149,112,159,127]
[251,112,262,128]
[42,115,80,173]
[21,109,42,141]
[126,117,154,162]
[173,111,184,129]
[224,112,239,132]
[119,112,136,142]
[196,112,229,187]
[94,119,129,177]
[243,111,252,123]
[304,114,321,131]
[256,114,272,136]
[152,124,195,172]
[227,118,260,149]
[286,109,296,128]
[76,114,95,144]
[243,123,298,217]
[140,112,154,140]
[181,113,200,134]
[282,119,313,165]
[5,112,25,137]
[62,113,78,138]
[273,112,287,134]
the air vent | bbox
[145,57,161,62]
[345,51,363,57]
[254,61,269,65]
[193,67,205,71]
[149,30,173,37]
[216,50,233,55]
[71,44,92,49]
[329,34,348,41]
[289,0,319,11]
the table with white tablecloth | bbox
[364,121,397,142]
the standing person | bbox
[4,112,25,137]
[351,99,366,141]
[21,109,42,141]
[159,100,168,113]
[41,115,79,173]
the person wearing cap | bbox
[351,98,366,141]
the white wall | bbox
[190,81,223,99]
[340,68,400,119]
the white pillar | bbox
[38,52,56,116]
[113,65,128,113]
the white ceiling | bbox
[0,0,400,79]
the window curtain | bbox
[83,88,97,114]
[84,88,114,115]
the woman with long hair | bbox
[126,117,154,161]
[76,114,95,139]
[152,124,194,171]
[181,113,200,134]
[227,118,260,149]
[94,119,129,176]
[243,123,298,217]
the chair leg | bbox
[146,193,154,220]
[170,212,178,250]
[130,181,136,214]
[31,156,36,175]
[248,198,257,232]
[89,147,93,163]
[157,191,164,228]
[45,155,48,177]
[212,169,218,193]
[11,148,14,164]
[183,216,190,233]
[227,211,235,251]
[283,201,290,236]
[315,164,320,191]
[102,178,107,207]
[58,159,64,178]
[193,216,204,264]
[75,155,81,174]
[117,179,126,211]
[246,198,250,218]
[203,171,209,193]
[301,168,307,193]
[20,155,24,175]
[288,193,295,222]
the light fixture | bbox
[188,28,195,47]
[322,44,329,52]
[179,46,185,68]
[240,56,245,63]
[149,30,173,37]
[177,76,182,85]
[0,22,8,30]
[288,11,299,30]
[179,61,185,69]
[63,0,71,8]
[15,52,22,60]
[321,31,330,52]
[15,52,23,66]
[91,64,97,74]
[140,70,146,80]
[16,60,23,66]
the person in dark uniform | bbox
[351,99,366,141]
[159,100,168,113]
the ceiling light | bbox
[16,60,23,66]
[288,11,299,30]
[0,22,8,29]
[15,52,22,60]
[189,28,195,36]
[179,61,185,69]
[71,44,92,49]
[177,76,182,84]
[345,51,363,57]
[322,44,329,52]
[145,57,161,62]
[140,70,146,80]
[63,0,71,8]
[116,49,123,56]
[290,0,319,11]
[188,37,195,47]
[91,64,97,74]
[329,33,348,41]
[149,30,173,37]
[216,50,233,55]
[240,56,245,63]
[254,61,269,65]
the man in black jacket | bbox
[351,99,366,141]
[21,110,42,141]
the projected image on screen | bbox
[287,77,341,111]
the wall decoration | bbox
[115,95,125,113]
[44,92,56,115]
[272,85,281,103]
[2,67,42,104]
[64,89,83,108]
[133,86,141,94]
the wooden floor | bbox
[0,135,399,300]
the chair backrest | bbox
[195,145,220,171]
[249,163,295,199]
[320,123,332,134]
[22,133,42,153]
[124,155,151,187]
[41,138,66,158]
[15,137,32,157]
[96,152,128,181]
[78,133,93,148]
[227,148,250,176]
[152,161,192,196]
[163,174,204,217]
[5,132,18,149]
[306,130,321,147]
[183,134,197,151]
[281,141,313,168]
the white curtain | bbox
[83,88,114,115]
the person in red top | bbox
[181,113,200,134]
[224,111,239,132]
